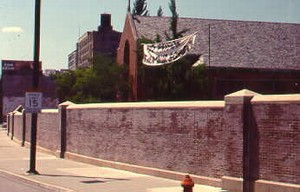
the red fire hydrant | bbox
[181,175,195,192]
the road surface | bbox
[0,172,54,192]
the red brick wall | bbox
[9,112,23,141]
[7,91,300,186]
[210,68,300,99]
[66,102,237,179]
[36,110,59,151]
[252,97,300,184]
[117,13,139,100]
[10,110,59,152]
[223,103,244,178]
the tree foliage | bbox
[132,0,149,16]
[52,55,129,103]
[52,70,76,102]
[165,0,189,40]
[157,6,163,17]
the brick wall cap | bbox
[41,109,58,113]
[59,101,75,107]
[252,94,300,103]
[225,89,260,104]
[225,89,259,98]
[67,101,225,109]
[13,105,25,113]
[12,111,22,115]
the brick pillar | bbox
[10,112,15,140]
[21,109,26,147]
[57,101,74,158]
[223,89,258,192]
[7,113,10,136]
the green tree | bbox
[165,0,189,40]
[189,63,209,99]
[72,67,98,103]
[132,0,149,16]
[51,70,76,102]
[157,6,163,17]
[52,55,129,103]
[92,54,129,102]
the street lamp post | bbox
[27,0,41,175]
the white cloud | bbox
[2,27,24,33]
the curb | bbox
[0,169,73,192]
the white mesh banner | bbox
[142,33,197,66]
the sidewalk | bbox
[0,128,227,192]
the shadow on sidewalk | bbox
[39,173,130,184]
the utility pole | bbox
[27,0,41,175]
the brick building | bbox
[68,49,77,70]
[1,60,58,119]
[68,13,122,70]
[117,13,300,100]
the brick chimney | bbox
[98,13,113,31]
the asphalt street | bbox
[0,171,55,192]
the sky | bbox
[0,0,300,71]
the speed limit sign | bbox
[25,92,43,113]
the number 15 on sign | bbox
[25,92,43,113]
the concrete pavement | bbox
[0,128,227,192]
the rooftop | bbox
[132,16,300,71]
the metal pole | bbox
[208,24,212,98]
[27,0,41,175]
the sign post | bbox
[27,0,41,175]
